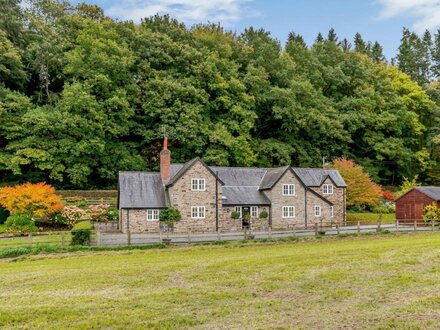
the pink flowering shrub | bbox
[88,204,110,222]
[61,205,87,227]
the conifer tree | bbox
[354,32,368,54]
[339,38,351,52]
[431,29,440,79]
[327,28,338,43]
[315,32,324,44]
[371,41,386,63]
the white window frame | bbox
[191,178,206,191]
[146,209,160,221]
[191,206,205,219]
[323,184,333,195]
[314,205,322,217]
[282,206,295,218]
[282,184,296,196]
[235,206,242,218]
[331,206,334,218]
[250,206,258,218]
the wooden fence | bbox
[0,231,73,249]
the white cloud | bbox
[106,0,256,25]
[376,0,440,32]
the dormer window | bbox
[282,184,295,196]
[323,184,333,195]
[191,178,206,191]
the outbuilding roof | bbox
[396,186,440,202]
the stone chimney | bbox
[160,136,171,183]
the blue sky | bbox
[76,0,440,60]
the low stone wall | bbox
[93,221,119,232]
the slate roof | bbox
[118,172,166,208]
[414,187,440,201]
[259,166,289,190]
[292,168,347,188]
[222,186,271,206]
[211,166,267,186]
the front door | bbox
[242,207,251,229]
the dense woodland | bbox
[1,0,440,189]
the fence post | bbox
[187,229,191,244]
[61,232,66,246]
[96,230,101,246]
[357,221,360,234]
[244,228,247,240]
[396,220,399,233]
[414,220,417,231]
[292,224,296,237]
[217,230,221,241]
[432,219,435,232]
[127,230,131,246]
[377,219,382,232]
[28,233,32,247]
[268,227,272,240]
[314,223,318,236]
[336,223,340,235]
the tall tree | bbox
[327,28,338,43]
[370,41,386,63]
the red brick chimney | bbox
[160,136,171,183]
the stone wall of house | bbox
[306,191,333,227]
[121,209,160,233]
[264,170,307,229]
[310,178,345,224]
[168,161,222,233]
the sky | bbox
[74,0,440,60]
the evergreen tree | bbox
[370,41,386,63]
[339,38,351,52]
[431,29,440,79]
[354,32,368,54]
[287,31,306,48]
[315,32,324,44]
[327,28,338,43]
[421,29,433,82]
[397,28,427,85]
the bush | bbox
[61,205,87,228]
[259,210,269,219]
[4,214,37,234]
[231,211,240,219]
[159,208,181,223]
[71,221,92,246]
[89,204,110,222]
[0,206,9,224]
[106,208,119,221]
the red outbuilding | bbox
[395,187,440,223]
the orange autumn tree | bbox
[0,183,63,218]
[328,157,382,208]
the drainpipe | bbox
[305,188,308,229]
[215,172,219,232]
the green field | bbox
[1,233,440,329]
[346,212,395,225]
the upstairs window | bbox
[282,184,295,196]
[191,206,205,219]
[314,205,322,217]
[323,184,333,195]
[146,209,160,221]
[251,206,258,218]
[191,178,206,191]
[282,206,295,218]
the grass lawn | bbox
[0,231,71,250]
[347,212,395,225]
[1,234,440,329]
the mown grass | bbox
[0,231,71,250]
[347,212,395,225]
[1,233,440,329]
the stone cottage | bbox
[118,138,347,233]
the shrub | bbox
[0,206,9,224]
[231,211,240,219]
[71,221,92,245]
[423,203,440,224]
[106,208,119,222]
[259,210,269,219]
[89,204,110,222]
[159,208,181,223]
[61,205,88,228]
[4,214,37,234]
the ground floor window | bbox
[235,206,242,218]
[191,206,205,219]
[282,206,295,218]
[146,209,159,221]
[251,206,258,218]
[314,205,322,217]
